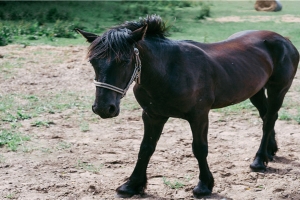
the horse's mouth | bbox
[98,110,120,119]
[92,105,120,119]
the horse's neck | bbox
[138,40,169,86]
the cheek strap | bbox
[93,47,141,98]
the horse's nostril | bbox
[108,105,116,114]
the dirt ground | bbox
[0,45,300,200]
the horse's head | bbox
[76,25,147,118]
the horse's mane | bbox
[87,15,169,61]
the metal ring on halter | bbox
[93,47,142,98]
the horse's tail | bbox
[264,34,299,72]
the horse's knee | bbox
[192,142,208,159]
[139,143,155,157]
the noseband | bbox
[93,47,141,98]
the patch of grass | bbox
[5,192,16,199]
[0,129,30,151]
[278,109,293,121]
[0,154,5,163]
[56,141,71,150]
[76,160,103,174]
[40,147,52,154]
[121,93,141,111]
[1,92,92,125]
[80,121,90,132]
[163,177,185,189]
[31,120,54,128]
[214,99,255,115]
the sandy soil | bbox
[211,15,300,23]
[0,45,300,200]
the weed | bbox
[163,177,185,189]
[77,160,103,174]
[5,192,16,199]
[278,110,293,121]
[40,147,52,153]
[80,121,90,132]
[31,120,54,128]
[0,129,30,151]
[196,4,211,20]
[214,100,255,115]
[56,141,71,150]
[0,154,5,163]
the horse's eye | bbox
[121,59,130,66]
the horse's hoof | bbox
[193,181,212,198]
[250,157,267,172]
[267,154,274,161]
[116,182,144,198]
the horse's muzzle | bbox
[92,104,120,118]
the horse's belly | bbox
[211,77,268,109]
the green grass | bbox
[1,1,300,147]
[163,177,185,189]
[31,120,54,128]
[76,160,103,174]
[0,129,30,151]
[1,1,298,49]
[56,141,71,150]
[214,99,256,115]
[80,121,90,132]
[0,92,92,123]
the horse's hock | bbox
[255,0,282,12]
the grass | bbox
[31,120,54,128]
[0,91,94,151]
[1,1,299,49]
[0,129,30,151]
[214,99,256,115]
[0,92,92,124]
[80,121,90,132]
[76,160,103,174]
[163,177,185,189]
[1,1,300,153]
[56,141,71,150]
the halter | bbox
[93,47,141,98]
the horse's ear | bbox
[129,25,148,43]
[75,28,98,43]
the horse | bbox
[75,15,299,198]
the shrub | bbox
[196,4,211,20]
[0,25,12,46]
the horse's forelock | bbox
[87,15,168,61]
[87,29,132,61]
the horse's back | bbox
[190,30,299,108]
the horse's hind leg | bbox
[249,88,278,161]
[250,84,291,171]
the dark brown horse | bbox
[76,15,299,198]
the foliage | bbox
[0,25,12,46]
[163,177,185,189]
[77,160,103,174]
[0,129,30,151]
[196,4,211,20]
[0,1,211,45]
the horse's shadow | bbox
[128,192,232,200]
[264,155,300,174]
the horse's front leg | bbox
[116,111,168,198]
[188,110,214,198]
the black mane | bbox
[88,15,169,61]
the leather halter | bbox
[93,47,141,98]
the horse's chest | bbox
[138,95,189,118]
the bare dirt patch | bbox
[0,45,300,199]
[212,15,300,23]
